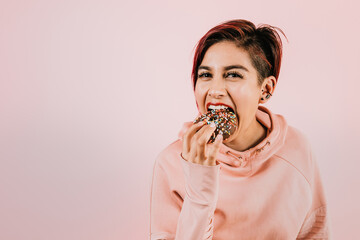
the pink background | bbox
[0,0,359,239]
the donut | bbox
[193,108,238,143]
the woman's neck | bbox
[224,118,267,152]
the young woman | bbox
[150,19,330,240]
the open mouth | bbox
[207,104,235,114]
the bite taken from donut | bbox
[193,108,238,143]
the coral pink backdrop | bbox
[1,0,359,239]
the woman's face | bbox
[194,41,265,142]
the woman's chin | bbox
[226,127,240,143]
[223,133,235,143]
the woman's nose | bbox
[208,89,225,98]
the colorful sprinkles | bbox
[193,109,238,143]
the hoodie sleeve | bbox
[296,146,331,240]
[150,151,220,240]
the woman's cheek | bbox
[194,91,206,113]
[232,89,251,110]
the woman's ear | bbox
[260,76,277,102]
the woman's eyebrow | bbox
[198,65,249,72]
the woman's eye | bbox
[226,72,243,78]
[198,72,211,78]
[198,72,243,79]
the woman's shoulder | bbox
[153,121,193,170]
[154,139,183,169]
[275,124,316,181]
[284,125,312,149]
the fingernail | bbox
[210,122,216,128]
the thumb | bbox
[207,133,223,165]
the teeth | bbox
[208,105,229,111]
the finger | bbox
[196,123,217,162]
[207,132,223,165]
[183,121,206,154]
[189,121,212,150]
[189,143,198,163]
[197,122,217,146]
[192,121,213,140]
[186,121,209,164]
[190,123,214,164]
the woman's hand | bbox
[181,121,223,166]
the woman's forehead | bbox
[200,42,253,70]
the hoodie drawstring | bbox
[255,140,271,154]
[225,140,271,167]
[226,151,247,167]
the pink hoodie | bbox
[150,105,331,240]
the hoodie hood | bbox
[178,105,288,176]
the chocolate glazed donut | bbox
[193,108,238,143]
